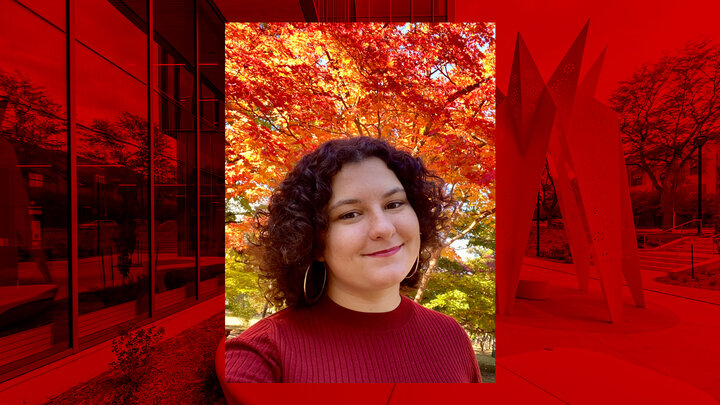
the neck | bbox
[326,284,402,313]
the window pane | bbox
[199,0,224,96]
[76,0,148,83]
[151,23,198,308]
[117,0,149,25]
[197,0,224,298]
[199,130,224,298]
[153,89,198,311]
[76,45,147,127]
[355,0,392,20]
[0,0,69,377]
[200,82,220,131]
[199,0,223,132]
[16,0,65,31]
[155,0,196,67]
[391,0,412,20]
[75,46,149,345]
[433,0,447,20]
[413,0,432,19]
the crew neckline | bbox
[313,293,415,332]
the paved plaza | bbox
[494,257,720,403]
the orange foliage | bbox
[225,23,495,252]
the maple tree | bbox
[225,23,495,302]
[610,41,720,230]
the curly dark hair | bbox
[250,136,455,308]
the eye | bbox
[386,201,405,210]
[338,211,360,220]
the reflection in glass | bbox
[199,130,224,298]
[0,0,226,383]
[76,45,147,128]
[153,41,198,310]
[198,0,225,298]
[199,0,225,94]
[0,1,69,375]
[349,0,448,22]
[15,0,66,31]
[76,46,149,345]
[155,0,196,67]
[76,0,148,83]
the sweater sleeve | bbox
[465,332,483,383]
[224,319,282,383]
[445,314,483,383]
[451,319,483,383]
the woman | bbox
[225,136,482,383]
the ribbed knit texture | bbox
[225,295,481,383]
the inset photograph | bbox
[224,22,495,383]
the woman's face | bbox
[321,157,421,299]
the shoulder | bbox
[225,308,295,383]
[234,307,290,334]
[407,298,466,334]
[227,305,305,348]
[405,298,482,383]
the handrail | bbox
[658,230,720,251]
[672,231,719,273]
[710,232,720,255]
[656,235,694,251]
[639,219,703,247]
[663,218,703,234]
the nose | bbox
[368,211,395,240]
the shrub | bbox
[110,323,165,403]
[542,245,572,263]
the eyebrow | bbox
[328,187,406,212]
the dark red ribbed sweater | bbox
[225,294,481,383]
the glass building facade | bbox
[311,0,451,22]
[0,0,224,382]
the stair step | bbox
[660,247,714,253]
[638,252,710,259]
[640,264,677,272]
[635,235,719,272]
[637,253,713,261]
[640,261,695,268]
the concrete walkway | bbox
[495,257,720,403]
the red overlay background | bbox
[3,0,720,403]
[225,0,720,403]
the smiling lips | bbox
[364,244,403,257]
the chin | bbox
[365,271,406,289]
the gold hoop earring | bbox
[405,256,419,279]
[303,261,327,304]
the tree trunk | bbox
[660,167,680,230]
[413,255,439,303]
[660,189,674,230]
[715,153,720,235]
[411,211,488,303]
